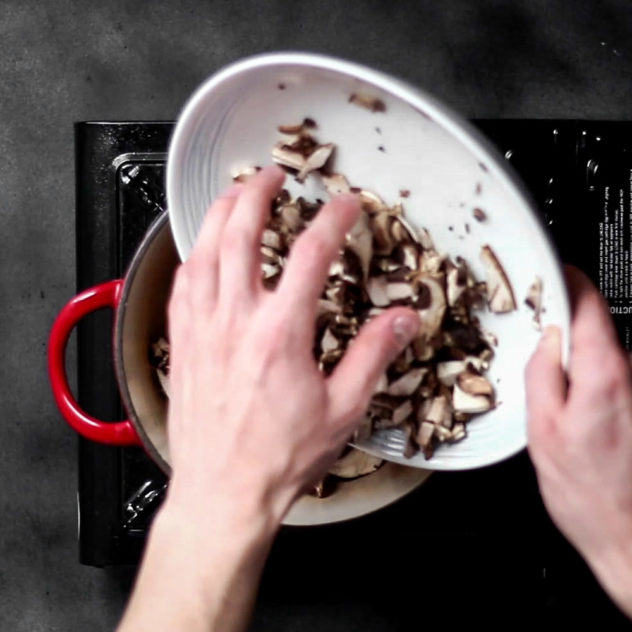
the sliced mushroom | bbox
[232,166,261,182]
[392,399,414,425]
[327,448,384,479]
[374,372,389,394]
[261,263,280,280]
[353,416,373,443]
[416,421,435,452]
[156,366,170,399]
[480,245,517,313]
[279,201,304,233]
[392,215,418,242]
[311,479,327,498]
[417,227,435,251]
[359,189,388,214]
[473,207,487,222]
[423,394,452,427]
[450,423,467,442]
[437,356,487,386]
[366,275,390,307]
[392,347,415,374]
[296,143,335,182]
[152,337,170,367]
[348,92,386,112]
[400,243,419,270]
[260,246,282,264]
[328,259,345,279]
[278,119,316,135]
[419,250,444,274]
[386,282,415,301]
[374,258,402,273]
[151,337,171,398]
[457,368,494,397]
[415,275,447,339]
[321,328,340,353]
[434,425,452,442]
[387,368,427,397]
[346,212,373,281]
[372,212,395,254]
[321,173,351,196]
[452,383,493,414]
[262,229,283,250]
[437,360,467,386]
[272,143,306,171]
[317,299,342,317]
[525,276,543,328]
[445,261,471,307]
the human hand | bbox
[164,165,420,528]
[119,167,420,632]
[526,265,632,616]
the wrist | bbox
[118,494,279,632]
[586,535,632,618]
[155,482,280,566]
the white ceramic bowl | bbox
[167,52,571,471]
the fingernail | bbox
[540,325,561,350]
[336,193,360,206]
[392,315,418,348]
[218,183,245,199]
[260,164,287,180]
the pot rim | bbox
[114,210,172,474]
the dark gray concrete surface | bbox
[3,0,632,629]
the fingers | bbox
[326,307,419,428]
[564,264,631,401]
[275,194,361,322]
[184,184,244,302]
[565,265,620,358]
[218,165,286,303]
[525,325,566,446]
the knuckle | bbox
[168,265,188,311]
[596,353,630,397]
[343,399,369,424]
[180,254,208,282]
[295,232,331,269]
[367,318,400,358]
[220,225,249,259]
[251,312,288,352]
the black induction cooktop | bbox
[74,120,632,626]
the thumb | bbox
[326,307,419,429]
[525,325,566,450]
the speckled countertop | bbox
[3,1,632,629]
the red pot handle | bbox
[48,279,141,446]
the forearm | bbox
[117,496,278,632]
